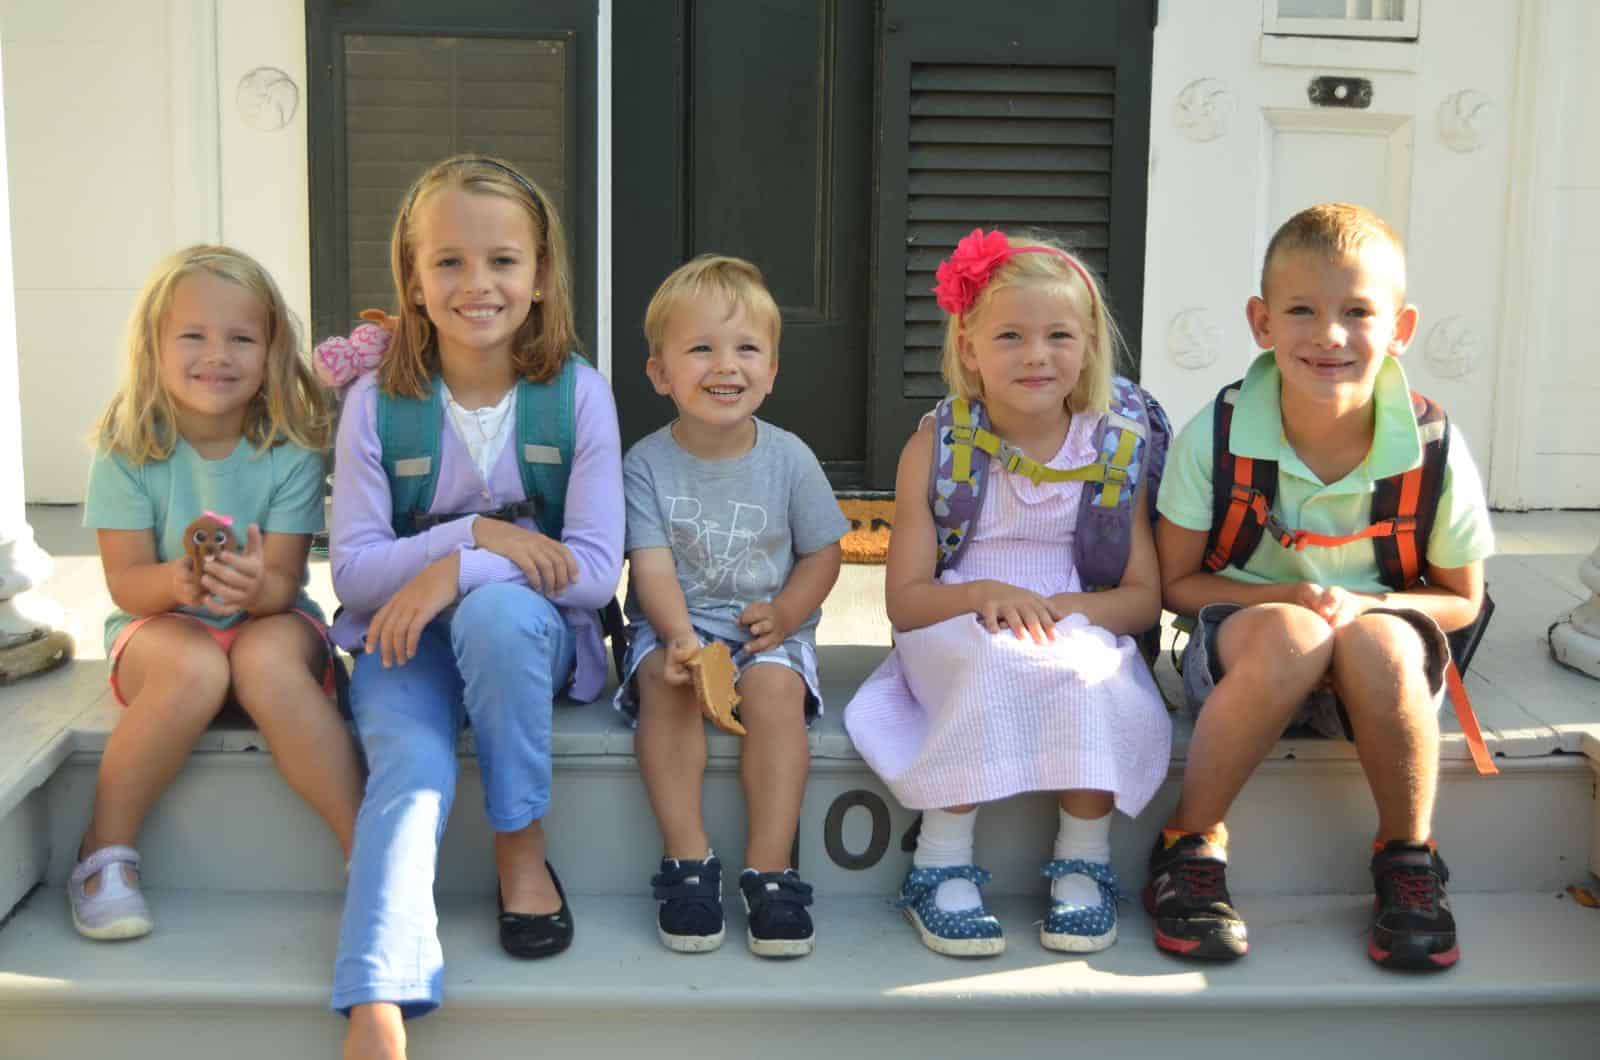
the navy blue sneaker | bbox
[650,853,724,953]
[738,869,815,958]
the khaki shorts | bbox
[1178,602,1448,739]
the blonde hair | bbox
[93,244,329,463]
[939,233,1119,415]
[382,155,580,397]
[643,254,782,359]
[1262,201,1408,301]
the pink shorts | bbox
[108,609,337,708]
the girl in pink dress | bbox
[844,230,1171,957]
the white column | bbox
[0,37,70,670]
[1550,545,1600,680]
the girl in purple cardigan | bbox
[327,155,622,1060]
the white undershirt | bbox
[440,381,516,485]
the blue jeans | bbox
[330,583,576,1017]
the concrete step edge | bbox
[3,890,1599,1014]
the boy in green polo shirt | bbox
[1151,202,1494,971]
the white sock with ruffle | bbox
[914,808,981,912]
[1052,807,1112,907]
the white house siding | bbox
[0,0,307,503]
[1491,0,1600,508]
[1140,0,1529,498]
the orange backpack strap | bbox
[1205,382,1279,572]
[1369,391,1449,590]
[1444,659,1498,776]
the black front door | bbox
[307,0,599,349]
[612,0,875,486]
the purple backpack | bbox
[929,375,1172,592]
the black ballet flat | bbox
[498,861,574,959]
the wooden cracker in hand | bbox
[686,641,745,736]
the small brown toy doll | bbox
[183,510,235,569]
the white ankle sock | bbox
[1052,807,1112,907]
[913,808,981,912]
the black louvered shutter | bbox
[868,1,1153,487]
[308,3,597,349]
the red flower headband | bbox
[932,228,1098,320]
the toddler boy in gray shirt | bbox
[617,254,846,959]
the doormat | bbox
[839,498,895,565]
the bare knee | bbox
[635,651,697,719]
[230,617,324,696]
[1332,613,1434,720]
[119,621,231,714]
[1216,603,1334,680]
[734,664,807,732]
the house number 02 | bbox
[823,789,892,870]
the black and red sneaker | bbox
[1369,841,1459,971]
[1141,831,1248,961]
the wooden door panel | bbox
[612,0,873,482]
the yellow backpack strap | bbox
[964,426,1105,487]
[949,398,976,484]
[1097,425,1140,507]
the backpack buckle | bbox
[1103,464,1128,484]
[1265,512,1300,549]
[995,441,1026,474]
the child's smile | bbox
[411,187,542,367]
[158,271,268,441]
[647,296,777,447]
[1248,249,1417,408]
[959,285,1086,422]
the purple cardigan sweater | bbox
[329,363,624,702]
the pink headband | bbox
[932,228,1098,321]
[203,510,234,527]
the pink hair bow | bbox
[313,309,397,389]
[933,229,1014,316]
[931,227,1098,319]
[202,510,234,527]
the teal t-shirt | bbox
[83,437,327,652]
[1157,352,1495,595]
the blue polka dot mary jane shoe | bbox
[894,864,1005,957]
[1039,858,1121,953]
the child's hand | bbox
[1289,582,1371,629]
[199,524,265,616]
[170,555,208,610]
[969,580,1065,644]
[366,556,459,668]
[661,633,700,686]
[737,599,793,656]
[473,518,579,595]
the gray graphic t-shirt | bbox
[622,419,849,645]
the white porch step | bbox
[3,889,1598,1059]
[32,738,1597,901]
[23,644,1597,900]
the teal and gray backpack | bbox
[373,356,627,675]
[377,359,578,539]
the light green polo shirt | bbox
[1157,352,1494,594]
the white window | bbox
[1262,0,1420,40]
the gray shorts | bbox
[1179,602,1449,740]
[611,620,823,725]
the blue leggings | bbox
[330,582,575,1017]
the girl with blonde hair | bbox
[74,244,360,941]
